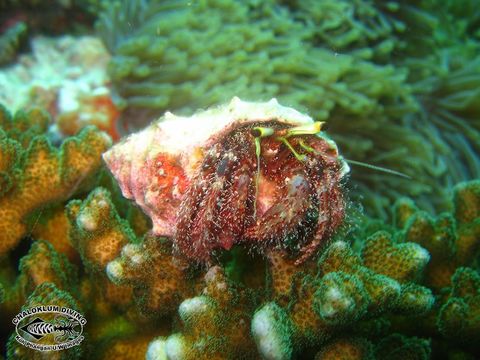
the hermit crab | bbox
[103,98,350,264]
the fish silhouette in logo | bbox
[20,315,81,342]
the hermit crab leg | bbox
[245,170,313,244]
[276,137,307,162]
[176,137,257,261]
[217,163,255,250]
[273,121,326,162]
[174,143,227,261]
[295,158,344,265]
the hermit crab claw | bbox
[103,97,349,264]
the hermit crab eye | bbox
[250,127,274,138]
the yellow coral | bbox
[101,335,153,360]
[1,240,77,318]
[107,235,197,315]
[315,337,374,360]
[362,231,430,283]
[397,180,480,289]
[0,106,111,256]
[149,266,257,360]
[32,206,77,261]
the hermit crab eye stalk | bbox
[285,121,325,137]
[250,126,274,138]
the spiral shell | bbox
[103,97,323,236]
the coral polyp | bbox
[103,98,349,264]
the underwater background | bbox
[0,0,479,359]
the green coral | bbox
[375,333,431,360]
[67,187,197,316]
[395,180,480,290]
[437,267,480,345]
[151,266,258,360]
[314,334,432,360]
[0,1,479,355]
[0,105,111,257]
[314,336,375,360]
[1,240,78,318]
[247,240,434,357]
[0,112,478,359]
[362,230,430,283]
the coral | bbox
[0,128,477,360]
[66,187,135,309]
[251,240,434,357]
[147,266,258,360]
[395,180,480,289]
[67,186,196,315]
[0,240,78,318]
[314,337,374,360]
[97,146,480,359]
[0,12,478,349]
[361,231,430,283]
[53,171,448,358]
[57,91,121,140]
[0,105,111,257]
[30,205,77,261]
[100,334,154,360]
[0,35,118,139]
[106,234,197,316]
[437,267,480,345]
[374,334,431,360]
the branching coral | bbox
[248,240,433,358]
[313,334,431,360]
[0,240,78,319]
[0,1,479,354]
[148,266,258,360]
[66,187,135,310]
[106,234,198,316]
[30,205,77,261]
[67,186,197,316]
[1,148,479,360]
[0,105,111,257]
[394,180,480,290]
[437,267,480,346]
